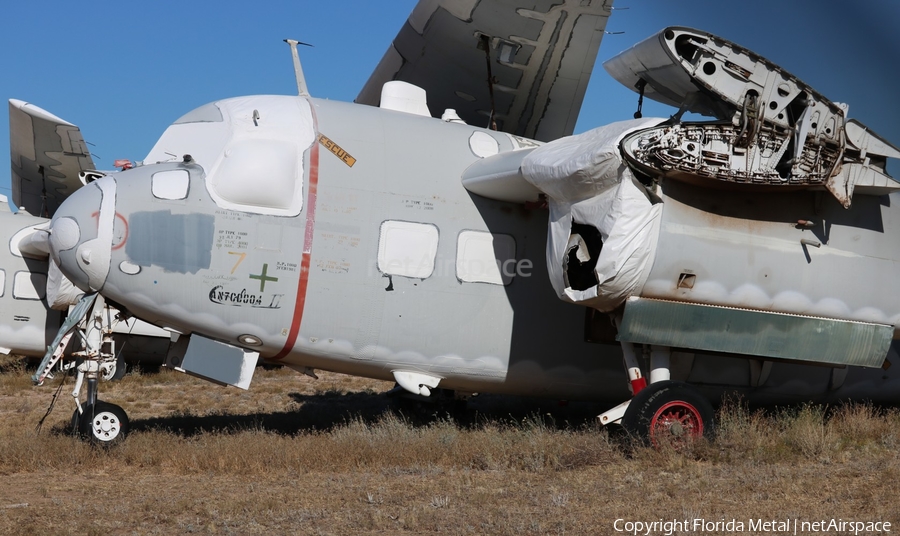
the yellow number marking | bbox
[228,252,247,274]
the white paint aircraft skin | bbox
[20,1,900,443]
[47,90,900,408]
[48,94,634,403]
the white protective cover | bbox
[521,118,666,311]
[47,259,82,310]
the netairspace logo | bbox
[613,518,892,535]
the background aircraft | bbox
[5,1,900,445]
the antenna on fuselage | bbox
[284,38,313,97]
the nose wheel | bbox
[36,292,133,444]
[72,401,130,444]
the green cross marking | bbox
[249,263,278,292]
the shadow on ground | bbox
[55,390,608,438]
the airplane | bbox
[2,100,174,380]
[10,0,900,447]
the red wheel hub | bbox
[649,400,704,447]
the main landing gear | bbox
[34,293,131,445]
[599,341,715,447]
[621,380,714,447]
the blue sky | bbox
[2,1,898,207]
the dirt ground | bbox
[1,361,898,535]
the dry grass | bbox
[1,357,899,534]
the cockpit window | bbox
[152,170,190,200]
[203,96,315,217]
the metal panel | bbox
[166,334,259,390]
[618,297,893,368]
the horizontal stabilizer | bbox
[9,99,95,217]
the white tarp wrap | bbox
[46,258,82,310]
[521,118,664,202]
[521,119,666,312]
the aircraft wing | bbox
[356,0,614,142]
[9,99,95,217]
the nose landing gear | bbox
[34,292,132,445]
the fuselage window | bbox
[456,231,517,285]
[377,221,440,279]
[0,269,5,297]
[13,271,46,300]
[151,169,190,200]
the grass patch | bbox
[1,368,899,534]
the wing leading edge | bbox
[357,0,614,142]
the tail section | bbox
[9,99,95,217]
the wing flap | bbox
[357,0,614,142]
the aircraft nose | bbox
[50,176,117,292]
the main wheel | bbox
[621,381,714,448]
[79,401,130,445]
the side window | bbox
[377,221,439,279]
[456,231,517,286]
[13,271,46,300]
[151,169,190,200]
[0,269,5,297]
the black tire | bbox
[621,380,714,448]
[78,401,130,445]
[70,408,82,435]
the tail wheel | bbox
[79,401,130,445]
[621,380,714,448]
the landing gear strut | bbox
[599,340,714,447]
[34,293,131,444]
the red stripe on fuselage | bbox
[272,108,319,360]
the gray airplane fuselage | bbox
[49,95,900,404]
[0,207,60,357]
